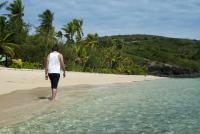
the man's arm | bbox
[45,54,50,80]
[59,54,66,77]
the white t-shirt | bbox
[48,51,60,74]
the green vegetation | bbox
[102,35,200,76]
[0,0,200,77]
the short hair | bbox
[52,44,58,52]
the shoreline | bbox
[0,67,165,127]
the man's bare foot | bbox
[48,96,53,101]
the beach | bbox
[0,67,162,95]
[0,67,163,127]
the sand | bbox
[0,67,164,127]
[0,67,162,95]
[0,85,93,127]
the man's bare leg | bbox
[52,89,57,101]
[51,89,53,100]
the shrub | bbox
[11,59,23,68]
[10,59,40,69]
[22,62,40,69]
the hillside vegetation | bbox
[100,35,200,76]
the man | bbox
[45,45,65,101]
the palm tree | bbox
[0,11,17,66]
[85,33,99,48]
[62,19,84,44]
[37,9,54,57]
[73,19,83,42]
[62,21,76,44]
[38,9,54,34]
[0,13,26,52]
[6,0,27,44]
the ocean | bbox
[0,78,200,134]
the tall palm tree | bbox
[73,19,83,42]
[6,0,27,44]
[62,21,76,44]
[37,9,54,57]
[38,9,54,35]
[0,9,17,66]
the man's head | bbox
[52,44,58,52]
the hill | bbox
[99,34,200,77]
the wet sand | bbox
[0,85,93,127]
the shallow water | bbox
[0,78,200,134]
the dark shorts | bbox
[48,73,60,89]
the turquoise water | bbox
[0,78,200,134]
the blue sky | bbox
[1,0,200,39]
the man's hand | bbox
[45,74,48,80]
[63,72,66,78]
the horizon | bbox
[1,0,200,40]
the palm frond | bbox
[6,0,24,19]
[3,33,14,41]
[2,45,15,57]
[5,43,19,48]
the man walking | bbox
[45,45,65,101]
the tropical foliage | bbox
[0,16,17,66]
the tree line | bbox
[0,0,147,75]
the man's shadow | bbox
[38,96,52,100]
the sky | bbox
[1,0,200,39]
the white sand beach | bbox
[0,67,162,95]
